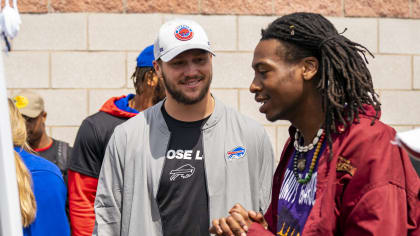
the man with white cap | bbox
[93,19,274,236]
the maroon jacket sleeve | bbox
[341,183,419,236]
[68,170,98,236]
[247,222,275,236]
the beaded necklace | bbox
[294,128,324,152]
[293,130,326,184]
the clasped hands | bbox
[209,203,268,236]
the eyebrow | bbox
[252,62,267,70]
[252,62,260,69]
[192,50,209,56]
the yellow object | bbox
[13,96,29,109]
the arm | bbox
[336,127,420,236]
[258,130,275,213]
[343,183,415,236]
[68,170,98,236]
[31,171,70,236]
[93,130,124,235]
[68,120,101,236]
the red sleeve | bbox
[343,184,417,236]
[247,222,274,236]
[264,202,276,232]
[68,170,98,236]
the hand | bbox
[209,204,266,236]
[247,210,268,230]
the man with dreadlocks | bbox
[210,12,420,236]
[68,45,166,236]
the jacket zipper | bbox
[155,133,171,233]
[201,129,211,226]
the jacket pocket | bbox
[95,206,121,224]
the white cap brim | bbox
[159,44,215,62]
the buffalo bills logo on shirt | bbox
[169,164,195,181]
[174,25,194,41]
[227,146,246,160]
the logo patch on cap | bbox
[14,96,29,109]
[174,25,194,41]
[227,146,246,160]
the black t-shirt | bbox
[37,138,72,185]
[157,105,210,236]
[69,111,129,178]
[37,138,72,218]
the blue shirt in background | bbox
[14,147,70,236]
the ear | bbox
[153,60,163,78]
[41,111,47,122]
[301,56,318,81]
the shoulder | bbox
[53,139,71,149]
[344,116,395,147]
[114,102,159,134]
[83,111,126,130]
[337,115,396,157]
[17,148,62,178]
[213,97,262,126]
[85,110,118,122]
[212,102,271,153]
[113,111,145,138]
[336,116,407,184]
[222,104,266,135]
[75,111,126,143]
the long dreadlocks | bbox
[131,66,155,95]
[131,66,166,105]
[261,12,381,156]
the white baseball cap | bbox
[154,19,214,62]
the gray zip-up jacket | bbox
[93,98,274,236]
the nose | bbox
[25,121,32,128]
[249,77,261,94]
[184,63,200,78]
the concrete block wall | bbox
[4,1,420,161]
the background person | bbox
[210,12,420,236]
[394,128,420,176]
[68,44,166,236]
[9,98,37,230]
[93,19,274,236]
[13,89,72,185]
[9,98,70,236]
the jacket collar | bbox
[287,104,381,138]
[152,95,223,135]
[99,95,138,118]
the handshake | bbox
[209,204,268,236]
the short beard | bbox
[161,70,211,105]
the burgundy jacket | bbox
[249,106,420,235]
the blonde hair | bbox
[8,98,37,227]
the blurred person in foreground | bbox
[394,128,420,176]
[210,12,420,236]
[68,44,166,236]
[9,98,70,236]
[13,89,72,185]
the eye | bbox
[171,60,185,66]
[258,70,268,76]
[194,57,207,64]
[254,64,269,77]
